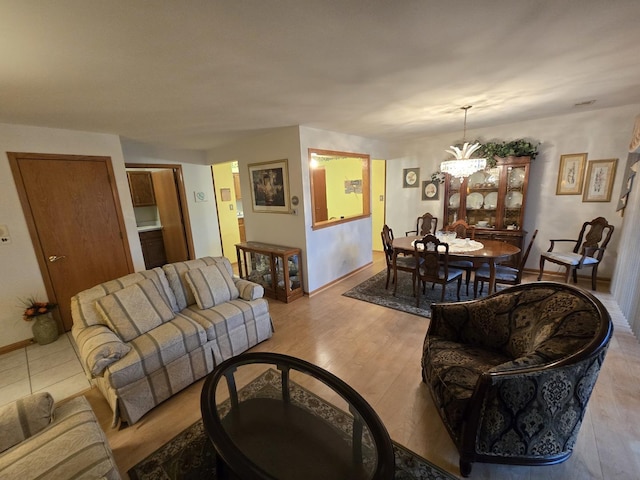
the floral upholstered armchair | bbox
[421,281,612,477]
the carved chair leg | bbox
[459,459,472,477]
[538,256,545,281]
[565,266,572,284]
[572,268,578,284]
[385,266,391,289]
[592,265,598,290]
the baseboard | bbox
[307,261,374,297]
[0,338,34,356]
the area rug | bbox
[343,269,485,318]
[129,369,457,480]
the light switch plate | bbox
[0,224,11,245]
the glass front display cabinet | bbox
[235,241,303,303]
[443,156,531,266]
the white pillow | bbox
[96,278,175,342]
[185,263,239,309]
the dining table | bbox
[392,236,521,296]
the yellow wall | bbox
[324,157,364,219]
[371,159,386,251]
[212,163,241,260]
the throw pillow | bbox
[96,278,175,342]
[235,278,265,301]
[0,392,54,453]
[185,263,240,309]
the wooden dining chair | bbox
[474,229,538,298]
[538,217,614,290]
[414,234,463,305]
[406,213,438,236]
[443,220,476,294]
[381,225,421,291]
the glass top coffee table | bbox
[200,352,395,480]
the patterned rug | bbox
[129,369,457,480]
[343,269,486,318]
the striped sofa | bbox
[0,393,120,479]
[71,256,273,426]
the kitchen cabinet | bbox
[443,156,531,266]
[128,171,156,206]
[139,229,166,269]
[235,242,303,303]
[233,173,242,200]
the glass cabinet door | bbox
[503,165,527,229]
[464,167,501,229]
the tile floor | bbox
[0,333,91,407]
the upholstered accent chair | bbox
[421,282,612,477]
[538,216,614,290]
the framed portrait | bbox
[421,181,439,200]
[582,158,618,202]
[556,153,587,195]
[248,159,290,213]
[402,168,420,188]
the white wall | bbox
[385,103,640,279]
[0,124,139,347]
[120,139,222,258]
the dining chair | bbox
[443,220,476,294]
[381,225,421,291]
[405,212,438,236]
[473,229,538,298]
[538,217,614,290]
[413,234,463,305]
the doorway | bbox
[212,162,244,260]
[9,153,134,331]
[125,164,195,267]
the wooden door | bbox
[9,153,133,331]
[152,169,189,263]
[312,168,328,222]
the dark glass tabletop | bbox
[200,352,395,480]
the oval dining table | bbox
[392,236,521,296]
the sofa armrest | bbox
[234,278,265,301]
[0,392,54,453]
[73,324,131,377]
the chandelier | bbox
[440,106,486,179]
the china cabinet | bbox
[235,242,303,303]
[443,156,531,266]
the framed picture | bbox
[403,168,420,188]
[248,159,290,213]
[421,181,439,200]
[556,153,587,195]
[583,158,618,202]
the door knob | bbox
[48,255,66,262]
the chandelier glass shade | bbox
[440,107,486,179]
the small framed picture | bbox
[582,158,618,202]
[421,181,439,200]
[248,159,290,213]
[403,168,420,188]
[556,153,587,195]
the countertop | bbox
[137,225,162,233]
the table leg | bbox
[487,261,496,295]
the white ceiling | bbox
[1,0,639,150]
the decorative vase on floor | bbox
[32,313,59,345]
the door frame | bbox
[8,152,135,328]
[125,163,196,260]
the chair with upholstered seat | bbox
[381,225,421,292]
[538,217,614,290]
[413,234,463,304]
[406,212,438,236]
[474,229,538,298]
[444,220,476,294]
[422,281,613,476]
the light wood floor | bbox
[86,253,640,479]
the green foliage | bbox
[480,139,540,167]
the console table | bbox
[235,241,303,303]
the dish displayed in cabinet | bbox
[449,192,460,208]
[506,191,523,208]
[509,168,526,188]
[484,192,498,209]
[468,171,487,187]
[467,192,484,209]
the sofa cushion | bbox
[185,263,239,309]
[0,392,54,453]
[97,278,175,342]
[163,257,234,310]
[104,313,208,389]
[72,267,178,329]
